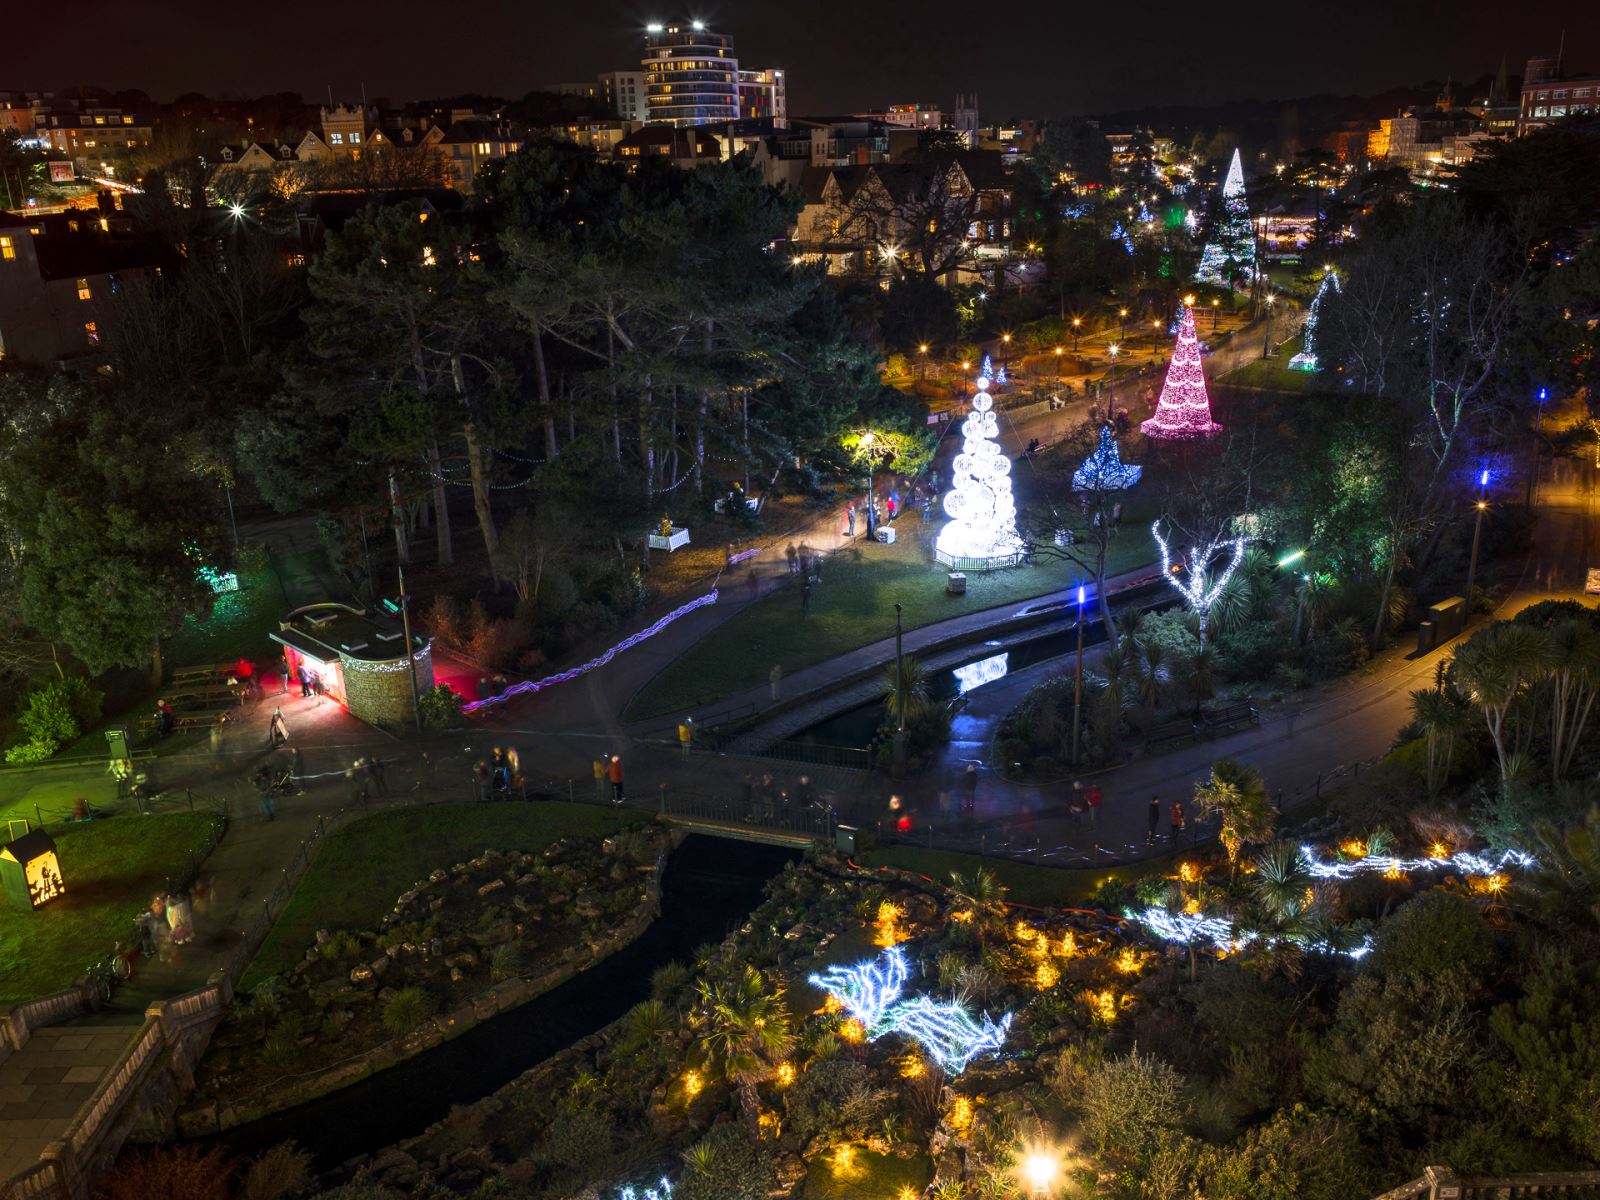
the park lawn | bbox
[0,812,220,1004]
[625,490,1161,721]
[858,844,1180,908]
[803,1148,931,1198]
[165,567,288,669]
[240,801,648,991]
[1221,356,1341,395]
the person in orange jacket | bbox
[608,754,625,804]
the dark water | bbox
[210,835,798,1169]
[794,583,1173,750]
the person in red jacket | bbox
[608,755,625,804]
[1084,782,1103,826]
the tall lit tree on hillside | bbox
[1141,302,1222,441]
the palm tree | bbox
[1116,607,1148,650]
[1291,571,1333,645]
[1137,639,1166,708]
[1408,687,1472,797]
[1251,842,1312,920]
[1527,806,1600,930]
[694,964,796,1137]
[948,867,1008,948]
[1451,623,1554,784]
[1180,647,1217,716]
[1194,757,1275,865]
[1546,619,1600,782]
[881,654,930,724]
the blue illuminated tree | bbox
[1072,426,1143,492]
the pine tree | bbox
[1072,425,1143,491]
[1194,149,1253,287]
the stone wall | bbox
[342,646,435,727]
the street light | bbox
[1211,297,1221,330]
[1072,583,1086,765]
[1108,343,1119,405]
[1118,307,1128,340]
[1466,468,1489,613]
[1001,332,1012,373]
[1024,1149,1059,1197]
[1262,292,1275,359]
[1053,345,1062,381]
[1150,318,1161,363]
[1527,386,1550,504]
[1071,315,1082,354]
[918,343,929,381]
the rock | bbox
[450,966,464,983]
[429,869,447,883]
[476,878,506,897]
[314,929,330,946]
[429,899,445,912]
[378,987,398,1004]
[368,956,390,978]
[349,965,375,984]
[574,894,601,919]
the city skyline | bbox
[2,0,1596,117]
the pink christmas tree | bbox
[1141,303,1222,440]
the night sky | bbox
[3,0,1597,117]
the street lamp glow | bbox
[1002,332,1012,344]
[1023,1151,1058,1193]
[918,343,929,354]
[1054,346,1062,355]
[1076,584,1085,606]
[229,203,245,218]
[1479,468,1490,487]
[646,22,663,32]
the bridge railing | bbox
[1373,1166,1600,1200]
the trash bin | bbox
[834,824,858,856]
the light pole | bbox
[1071,315,1082,354]
[861,431,876,540]
[918,343,929,381]
[1527,387,1549,505]
[1108,343,1119,406]
[1001,332,1012,374]
[1150,318,1161,364]
[1071,582,1086,765]
[1053,345,1062,381]
[1211,297,1220,331]
[1466,468,1489,614]
[893,602,907,767]
[387,467,424,737]
[1118,307,1128,342]
[1262,292,1275,359]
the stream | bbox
[210,834,799,1169]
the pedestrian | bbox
[677,717,695,758]
[1085,781,1103,827]
[740,770,755,815]
[747,569,759,599]
[795,774,813,809]
[801,579,813,614]
[798,550,810,576]
[1146,795,1161,843]
[1169,799,1186,843]
[1071,779,1085,825]
[349,759,371,807]
[311,672,324,702]
[608,754,625,803]
[759,772,776,820]
[963,763,979,812]
[165,891,193,946]
[491,747,509,793]
[922,494,932,520]
[279,654,291,695]
[1111,501,1123,529]
[887,491,898,521]
[156,700,175,738]
[786,543,799,575]
[473,760,492,801]
[254,766,276,820]
[267,707,289,748]
[847,503,857,539]
[769,664,782,702]
[367,756,389,796]
[593,756,607,804]
[297,665,311,698]
[290,746,306,795]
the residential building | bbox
[439,120,523,192]
[613,125,722,170]
[28,105,155,180]
[598,71,649,123]
[554,120,643,156]
[737,68,786,123]
[855,105,943,130]
[0,200,160,365]
[642,20,741,126]
[319,105,369,160]
[1518,52,1600,134]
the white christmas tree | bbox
[1195,149,1253,287]
[936,375,1023,570]
[1141,302,1223,440]
[1289,269,1341,371]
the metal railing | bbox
[1373,1167,1600,1200]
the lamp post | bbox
[1071,582,1086,766]
[861,431,877,541]
[1108,343,1119,406]
[1150,318,1161,364]
[893,601,907,767]
[1118,307,1128,341]
[1211,297,1220,330]
[1262,292,1275,359]
[918,343,929,382]
[1053,345,1062,381]
[1466,468,1489,615]
[1527,387,1549,505]
[387,467,424,737]
[1024,1151,1059,1198]
[1071,315,1082,354]
[1001,332,1012,373]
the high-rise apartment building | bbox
[737,68,786,123]
[642,21,740,126]
[598,71,649,123]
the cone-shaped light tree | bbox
[1195,148,1253,287]
[1289,268,1341,371]
[935,375,1023,570]
[1073,425,1142,492]
[1141,302,1222,440]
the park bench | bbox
[137,708,232,732]
[1146,718,1198,750]
[1200,700,1259,736]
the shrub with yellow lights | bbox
[1034,960,1061,991]
[830,1143,861,1179]
[839,1017,866,1043]
[1341,839,1368,858]
[899,1054,927,1080]
[874,898,909,947]
[1084,989,1121,1023]
[1114,947,1144,975]
[1178,861,1201,884]
[680,1068,703,1100]
[773,1060,796,1087]
[947,1095,974,1133]
[1013,919,1039,942]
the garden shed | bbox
[270,603,434,728]
[1,826,64,910]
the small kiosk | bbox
[270,603,434,728]
[1,824,65,911]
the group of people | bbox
[137,885,204,959]
[1075,780,1190,844]
[593,754,625,803]
[739,770,824,821]
[473,746,522,799]
[845,476,939,542]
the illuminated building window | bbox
[421,246,437,267]
[76,277,91,301]
[122,115,133,124]
[350,131,362,144]
[0,236,13,261]
[84,321,99,345]
[330,132,344,144]
[476,141,490,154]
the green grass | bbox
[240,801,645,991]
[859,844,1181,907]
[166,569,288,668]
[1221,356,1341,394]
[803,1149,931,1199]
[626,490,1160,720]
[0,813,220,1004]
